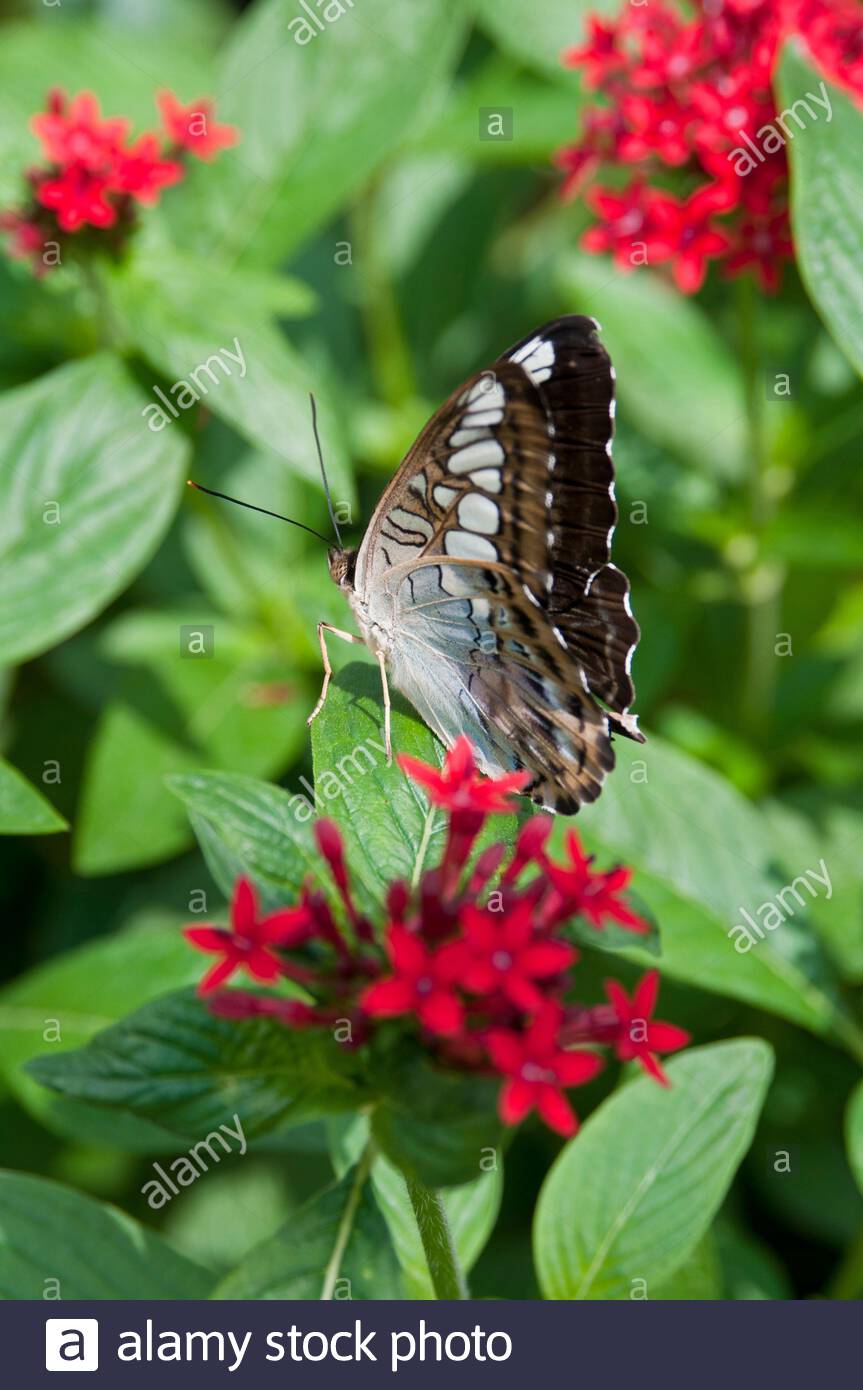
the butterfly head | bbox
[327,547,357,591]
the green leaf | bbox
[73,609,308,875]
[475,0,612,78]
[311,663,448,905]
[534,1039,774,1299]
[26,988,369,1140]
[650,1233,723,1299]
[372,1050,504,1189]
[0,1170,215,1299]
[0,756,66,834]
[558,253,746,480]
[169,0,466,269]
[168,769,330,913]
[0,354,187,665]
[779,45,863,378]
[575,735,856,1045]
[410,55,582,167]
[0,915,200,1146]
[214,1158,401,1299]
[103,245,353,503]
[845,1079,863,1197]
[75,704,200,875]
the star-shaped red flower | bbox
[157,90,238,161]
[184,876,312,994]
[398,735,530,815]
[545,829,650,934]
[605,970,690,1084]
[459,902,576,1011]
[486,1006,603,1137]
[360,925,466,1037]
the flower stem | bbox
[736,275,782,737]
[404,1174,467,1300]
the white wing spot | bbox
[511,335,554,385]
[433,484,458,509]
[444,530,498,561]
[458,493,500,535]
[470,467,502,493]
[449,438,505,474]
[552,626,568,649]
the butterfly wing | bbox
[352,315,642,811]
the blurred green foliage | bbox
[1,0,862,1300]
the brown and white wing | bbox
[354,315,642,812]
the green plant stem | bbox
[736,276,782,736]
[321,1142,374,1300]
[405,1174,467,1300]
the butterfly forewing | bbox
[350,315,642,812]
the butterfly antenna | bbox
[186,481,333,546]
[309,392,343,549]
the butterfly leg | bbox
[306,623,362,729]
[376,649,392,764]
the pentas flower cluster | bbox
[557,0,863,294]
[0,88,237,274]
[184,738,689,1138]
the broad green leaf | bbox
[475,0,612,78]
[311,663,447,904]
[214,1160,401,1299]
[103,244,353,503]
[75,704,200,875]
[0,756,66,834]
[74,609,308,875]
[168,769,332,913]
[575,735,856,1046]
[0,1170,215,1299]
[373,1050,504,1189]
[0,915,199,1146]
[167,0,467,269]
[534,1039,774,1299]
[27,988,369,1139]
[0,354,187,665]
[650,1234,723,1299]
[558,253,746,480]
[845,1080,863,1197]
[779,46,863,378]
[761,796,863,983]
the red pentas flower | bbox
[184,877,313,993]
[1,86,236,273]
[556,0,863,294]
[182,739,689,1138]
[157,90,239,160]
[486,1006,603,1137]
[604,971,690,1083]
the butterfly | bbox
[307,315,644,814]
